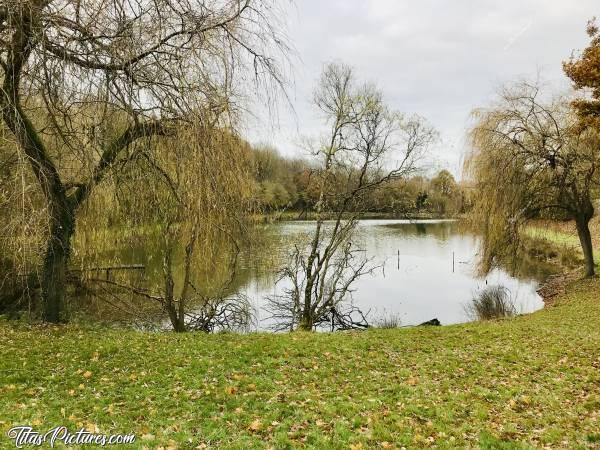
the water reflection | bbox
[238,220,551,329]
[75,220,553,329]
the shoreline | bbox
[536,270,582,306]
[254,210,462,223]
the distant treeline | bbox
[250,145,472,217]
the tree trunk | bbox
[300,272,316,331]
[42,203,75,323]
[0,4,75,322]
[575,215,596,278]
[41,224,71,323]
[298,315,314,331]
[299,287,314,331]
[170,310,186,333]
[1,12,168,323]
[1,84,76,322]
[163,244,187,333]
[163,250,186,332]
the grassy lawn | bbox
[526,220,600,264]
[1,279,599,449]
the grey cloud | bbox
[244,0,598,176]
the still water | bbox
[79,219,550,329]
[237,220,547,328]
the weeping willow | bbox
[0,99,257,326]
[466,83,599,277]
[466,128,541,274]
[0,129,49,315]
[71,115,256,328]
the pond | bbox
[236,219,550,329]
[76,219,553,329]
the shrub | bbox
[374,313,402,329]
[465,285,516,321]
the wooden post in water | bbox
[452,251,455,273]
[397,250,400,270]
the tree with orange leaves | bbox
[564,18,600,125]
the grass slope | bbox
[526,219,600,264]
[0,280,599,449]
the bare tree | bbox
[267,63,436,331]
[0,0,289,322]
[468,82,600,277]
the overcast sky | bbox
[243,0,598,178]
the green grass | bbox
[526,227,581,247]
[525,226,600,263]
[1,279,599,449]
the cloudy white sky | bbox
[244,0,598,178]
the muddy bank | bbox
[536,270,582,305]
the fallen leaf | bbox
[407,377,418,386]
[225,386,238,395]
[85,423,100,433]
[248,419,262,432]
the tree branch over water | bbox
[267,63,436,332]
